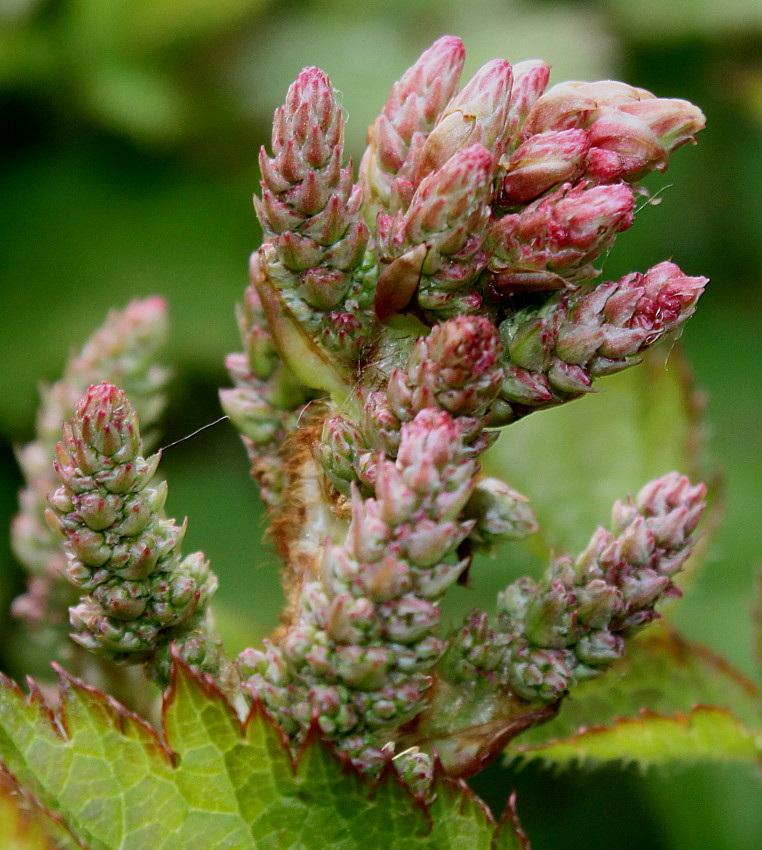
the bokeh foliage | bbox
[1,1,761,847]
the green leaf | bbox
[492,794,531,850]
[0,662,502,849]
[485,346,708,558]
[506,625,762,769]
[509,707,761,769]
[0,771,71,850]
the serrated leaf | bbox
[486,346,708,559]
[0,662,502,849]
[509,706,761,769]
[0,771,67,850]
[492,793,531,850]
[507,625,762,768]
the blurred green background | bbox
[1,0,761,847]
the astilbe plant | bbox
[2,36,761,849]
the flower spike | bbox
[495,261,706,422]
[46,383,221,684]
[360,35,466,219]
[214,39,710,780]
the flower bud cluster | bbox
[45,382,219,683]
[412,58,513,184]
[360,35,466,218]
[488,181,636,294]
[247,408,483,770]
[224,42,709,776]
[12,298,169,631]
[248,39,704,386]
[391,746,435,802]
[370,53,516,320]
[496,261,707,422]
[500,79,706,204]
[243,317,507,773]
[375,144,496,319]
[493,472,706,702]
[321,317,539,555]
[254,67,376,361]
[438,609,510,684]
[319,315,505,495]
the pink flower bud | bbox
[274,67,342,159]
[619,569,670,609]
[402,518,469,568]
[396,409,462,472]
[348,488,390,563]
[498,129,589,203]
[576,581,623,629]
[629,261,707,337]
[575,630,624,665]
[405,144,494,251]
[521,80,705,185]
[616,515,655,566]
[381,36,466,156]
[375,461,416,526]
[335,645,393,689]
[415,59,513,179]
[620,98,705,154]
[586,108,666,179]
[357,551,412,602]
[504,59,550,147]
[361,37,465,202]
[522,84,597,136]
[381,595,439,643]
[489,182,635,294]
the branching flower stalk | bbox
[222,37,708,780]
[13,36,711,791]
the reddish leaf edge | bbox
[1,652,519,843]
[509,705,762,766]
[492,791,532,850]
[0,763,86,849]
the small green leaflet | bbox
[0,661,526,850]
[510,706,760,770]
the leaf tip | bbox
[493,791,532,850]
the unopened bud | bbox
[415,59,513,179]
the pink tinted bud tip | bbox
[633,261,707,333]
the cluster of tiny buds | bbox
[45,382,218,680]
[221,38,707,776]
[12,297,169,629]
[495,472,706,702]
[14,36,709,786]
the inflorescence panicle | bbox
[440,473,707,703]
[20,38,708,787]
[216,37,708,777]
[45,382,221,685]
[12,298,170,636]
